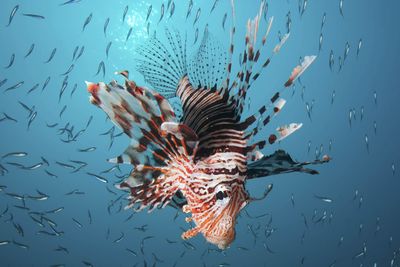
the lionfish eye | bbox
[216,191,227,200]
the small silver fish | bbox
[360,106,364,121]
[318,33,323,52]
[357,38,362,57]
[0,240,10,246]
[72,46,79,61]
[339,0,344,17]
[286,11,291,33]
[348,109,353,127]
[364,134,369,153]
[13,240,29,250]
[45,207,64,215]
[337,236,344,247]
[55,245,69,254]
[23,162,43,170]
[321,12,326,30]
[70,83,78,97]
[95,61,106,77]
[72,218,82,228]
[60,0,81,5]
[301,0,307,16]
[126,27,133,42]
[353,189,358,201]
[344,42,350,62]
[59,80,68,102]
[305,102,311,120]
[186,0,193,19]
[6,5,19,27]
[222,13,227,31]
[82,13,92,32]
[329,50,334,71]
[158,3,164,24]
[44,170,58,178]
[22,13,45,20]
[106,41,112,58]
[78,147,96,152]
[76,46,85,60]
[122,5,128,23]
[167,0,172,11]
[85,115,93,129]
[26,111,36,129]
[56,161,75,170]
[88,210,92,224]
[86,172,108,183]
[42,76,51,91]
[126,248,137,256]
[193,8,201,25]
[193,28,199,44]
[104,18,110,37]
[113,232,125,243]
[169,1,175,19]
[61,64,74,76]
[44,48,57,63]
[5,54,15,69]
[2,152,28,158]
[314,194,333,203]
[146,5,152,22]
[210,0,219,14]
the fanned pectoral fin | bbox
[247,149,330,180]
[119,170,178,213]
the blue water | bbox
[1,0,399,266]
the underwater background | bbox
[1,0,400,266]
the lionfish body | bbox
[87,2,328,249]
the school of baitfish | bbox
[0,0,398,266]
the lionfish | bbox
[86,1,329,249]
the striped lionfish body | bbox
[86,2,329,249]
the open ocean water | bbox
[1,0,400,266]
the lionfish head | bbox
[186,182,249,249]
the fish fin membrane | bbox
[135,28,187,99]
[88,78,198,211]
[247,149,328,179]
[120,172,178,212]
[135,27,227,99]
[188,26,228,90]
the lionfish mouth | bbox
[204,227,236,249]
[203,209,239,249]
[193,193,245,249]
